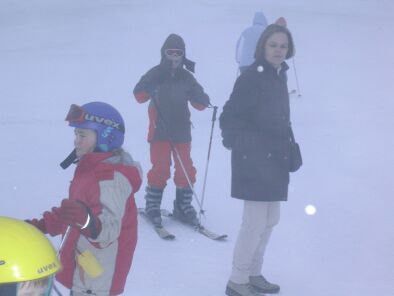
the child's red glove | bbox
[59,199,89,228]
[59,199,101,239]
[25,218,47,233]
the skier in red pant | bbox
[133,33,210,227]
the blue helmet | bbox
[66,102,125,152]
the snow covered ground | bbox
[1,0,393,295]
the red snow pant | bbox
[147,141,196,189]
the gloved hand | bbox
[187,83,210,108]
[25,218,47,233]
[42,206,64,236]
[50,206,62,217]
[145,67,166,95]
[59,199,102,239]
[59,199,89,229]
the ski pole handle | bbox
[211,105,218,122]
[199,105,219,223]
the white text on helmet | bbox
[102,126,114,138]
[84,114,121,130]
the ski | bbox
[138,208,175,240]
[160,209,227,241]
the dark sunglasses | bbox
[165,49,184,56]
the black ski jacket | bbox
[134,65,210,143]
[219,59,292,201]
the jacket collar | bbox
[77,152,113,170]
[253,59,289,75]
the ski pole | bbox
[292,57,302,97]
[57,226,71,256]
[53,284,63,296]
[199,105,218,223]
[171,145,203,212]
[51,226,71,296]
[150,94,204,215]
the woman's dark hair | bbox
[254,24,295,61]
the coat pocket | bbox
[232,130,271,159]
[232,131,272,180]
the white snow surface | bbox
[1,0,393,295]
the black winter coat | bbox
[134,65,210,143]
[219,60,292,202]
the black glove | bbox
[145,67,166,95]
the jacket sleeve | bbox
[133,67,162,103]
[88,171,135,247]
[219,75,252,149]
[235,34,244,64]
[187,75,210,110]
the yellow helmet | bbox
[0,216,61,284]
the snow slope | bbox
[1,0,393,295]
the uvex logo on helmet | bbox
[37,262,58,274]
[84,114,123,132]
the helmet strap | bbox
[60,149,78,169]
[44,276,54,296]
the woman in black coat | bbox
[220,21,297,296]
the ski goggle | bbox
[0,276,54,296]
[65,104,125,133]
[165,49,184,56]
[65,104,86,123]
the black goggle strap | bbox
[60,149,78,170]
[44,276,54,296]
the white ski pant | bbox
[229,201,280,284]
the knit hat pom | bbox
[275,17,287,27]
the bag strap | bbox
[289,123,296,143]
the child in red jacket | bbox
[27,102,142,296]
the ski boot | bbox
[173,187,199,226]
[225,281,261,296]
[249,275,280,294]
[145,186,164,227]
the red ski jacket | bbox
[43,151,142,295]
